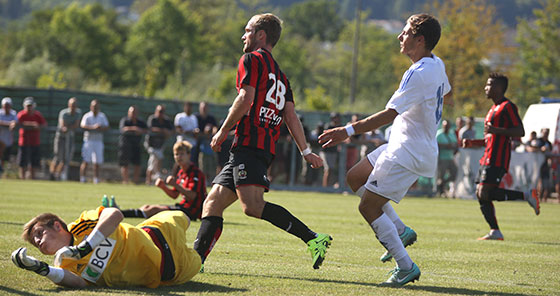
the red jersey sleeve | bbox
[236,53,259,91]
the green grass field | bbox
[1,179,559,295]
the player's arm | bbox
[54,208,123,263]
[319,108,397,148]
[12,247,87,288]
[155,177,181,199]
[485,122,525,138]
[283,102,323,168]
[211,85,254,152]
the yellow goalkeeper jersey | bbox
[57,207,201,288]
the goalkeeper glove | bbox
[11,247,50,276]
[54,240,93,262]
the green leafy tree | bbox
[125,0,199,96]
[283,0,344,42]
[432,0,506,118]
[514,0,560,106]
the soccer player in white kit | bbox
[319,13,451,286]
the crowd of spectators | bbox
[1,95,558,202]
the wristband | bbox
[345,124,355,136]
[46,266,65,283]
[85,229,105,250]
[301,147,312,156]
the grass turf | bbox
[0,179,558,295]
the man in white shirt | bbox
[80,99,109,184]
[0,97,18,175]
[174,101,199,146]
[319,13,450,286]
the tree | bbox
[283,0,344,42]
[124,0,199,96]
[514,0,560,107]
[431,0,506,117]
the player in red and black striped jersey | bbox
[463,73,540,240]
[117,141,207,221]
[193,13,331,271]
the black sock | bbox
[194,216,223,264]
[479,200,499,229]
[120,209,147,218]
[260,202,317,243]
[490,188,525,201]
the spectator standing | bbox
[195,101,218,183]
[454,116,465,142]
[0,97,18,175]
[17,97,47,179]
[174,101,199,147]
[361,129,386,159]
[145,104,174,185]
[536,128,552,201]
[80,99,109,184]
[119,105,147,184]
[436,119,457,197]
[458,116,476,142]
[49,97,81,181]
[346,114,362,171]
[320,112,341,187]
[305,122,324,185]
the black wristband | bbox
[35,261,50,276]
[76,240,93,258]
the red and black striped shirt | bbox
[232,48,294,155]
[173,165,207,219]
[480,98,522,170]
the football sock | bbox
[382,202,406,235]
[371,213,412,270]
[479,200,499,229]
[261,202,317,243]
[120,209,147,218]
[490,188,524,201]
[194,216,223,263]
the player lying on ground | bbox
[108,141,207,221]
[12,207,200,288]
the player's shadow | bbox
[31,281,246,295]
[211,271,531,296]
[0,285,42,296]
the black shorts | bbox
[3,145,12,161]
[213,146,273,192]
[475,165,506,186]
[17,145,41,168]
[118,143,142,166]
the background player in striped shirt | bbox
[193,13,331,272]
[111,140,207,221]
[12,207,200,288]
[462,73,540,240]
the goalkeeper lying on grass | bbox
[12,206,201,288]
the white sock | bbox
[80,176,86,183]
[371,213,412,270]
[382,202,406,235]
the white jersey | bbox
[81,111,109,143]
[385,54,451,177]
[174,112,198,144]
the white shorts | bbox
[82,141,104,164]
[364,144,419,203]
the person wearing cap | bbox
[80,99,109,184]
[17,96,47,179]
[49,97,81,181]
[0,97,18,175]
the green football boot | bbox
[380,226,417,263]
[307,233,332,269]
[101,195,109,207]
